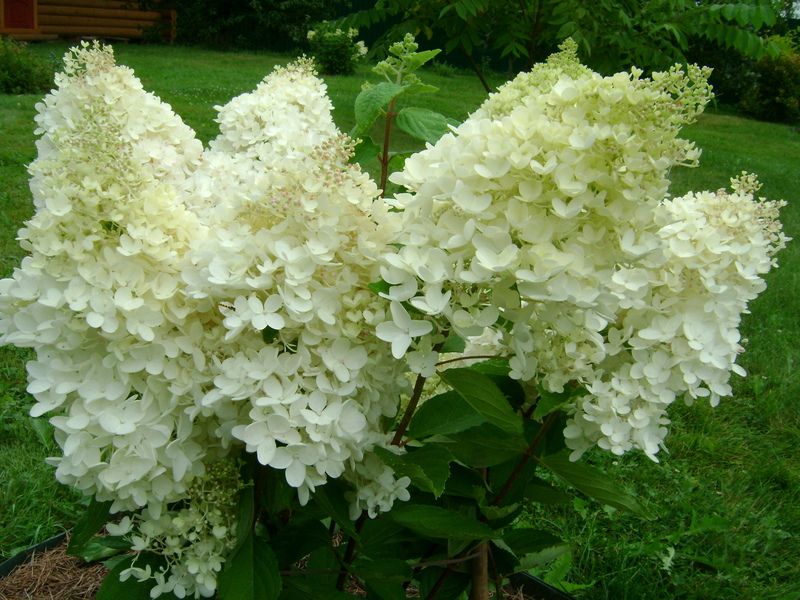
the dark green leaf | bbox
[533,384,578,420]
[269,519,331,569]
[218,531,282,600]
[439,335,466,354]
[469,359,512,376]
[29,417,53,448]
[351,137,382,166]
[385,504,495,540]
[538,451,653,518]
[72,536,132,562]
[354,82,404,134]
[312,479,360,538]
[440,368,524,435]
[262,327,280,344]
[448,423,527,467]
[96,553,163,600]
[306,545,340,588]
[281,578,357,600]
[395,107,452,145]
[352,557,412,584]
[365,580,408,600]
[374,444,453,498]
[525,480,572,505]
[443,462,491,499]
[360,518,425,559]
[417,567,471,600]
[408,391,484,440]
[67,497,114,557]
[502,528,565,559]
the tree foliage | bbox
[341,0,782,83]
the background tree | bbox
[341,0,782,91]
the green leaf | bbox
[368,279,392,296]
[67,497,114,557]
[360,518,424,559]
[72,536,132,562]
[395,107,452,145]
[502,528,565,558]
[439,368,524,435]
[280,578,356,600]
[96,553,163,600]
[29,417,54,448]
[538,451,653,518]
[401,82,439,96]
[233,477,255,555]
[351,137,381,166]
[312,479,360,538]
[439,334,466,354]
[448,423,527,467]
[306,545,340,587]
[354,82,404,134]
[408,390,484,439]
[469,359,512,376]
[404,49,442,72]
[218,532,282,600]
[525,480,572,505]
[385,504,495,540]
[374,444,453,497]
[365,580,408,600]
[533,384,578,420]
[269,519,331,569]
[417,567,471,600]
[352,557,412,584]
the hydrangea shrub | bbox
[0,40,788,599]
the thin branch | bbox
[490,411,559,507]
[435,354,511,367]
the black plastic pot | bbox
[0,532,67,579]
[509,572,577,600]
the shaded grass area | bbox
[0,43,798,600]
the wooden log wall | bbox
[36,0,176,41]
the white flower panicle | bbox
[114,459,244,599]
[380,40,785,461]
[0,41,223,515]
[0,45,411,596]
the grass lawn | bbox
[1,42,799,600]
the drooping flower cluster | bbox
[378,40,787,460]
[0,43,411,597]
[109,459,244,598]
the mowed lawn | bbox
[1,42,798,600]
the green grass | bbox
[0,42,798,600]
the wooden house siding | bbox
[1,0,175,41]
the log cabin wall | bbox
[1,0,176,41]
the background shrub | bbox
[740,32,800,124]
[0,37,55,95]
[307,22,366,75]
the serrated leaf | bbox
[538,451,653,519]
[352,557,412,584]
[440,334,466,353]
[533,384,578,420]
[469,359,512,376]
[408,390,484,439]
[374,444,453,497]
[351,137,381,166]
[395,107,452,145]
[67,497,114,557]
[312,479,360,538]
[402,82,439,96]
[502,528,565,559]
[354,82,404,134]
[525,481,572,505]
[440,368,523,435]
[218,532,281,600]
[269,519,331,569]
[72,536,132,562]
[448,423,527,467]
[385,504,495,540]
[29,417,54,448]
[96,553,163,600]
[405,49,442,72]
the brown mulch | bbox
[0,536,108,600]
[0,539,530,600]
